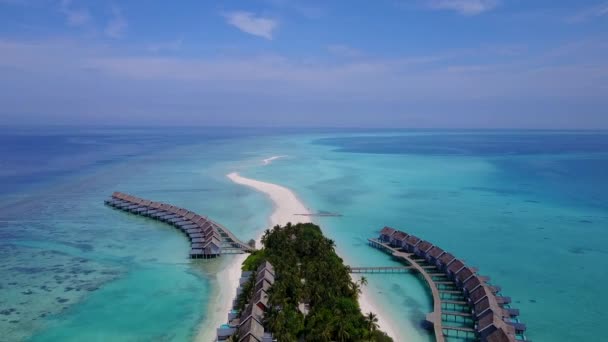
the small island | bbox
[229,222,392,342]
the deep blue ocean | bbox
[0,127,606,341]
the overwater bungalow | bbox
[369,226,527,341]
[437,252,456,270]
[390,231,408,248]
[186,228,201,235]
[379,226,396,243]
[426,246,445,264]
[483,326,511,342]
[177,221,198,230]
[446,259,466,278]
[474,297,492,318]
[414,240,434,257]
[106,192,254,261]
[189,232,204,239]
[464,276,483,294]
[404,235,421,252]
[468,285,489,304]
[203,239,221,256]
[454,266,475,286]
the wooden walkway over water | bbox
[105,192,254,258]
[368,227,528,342]
[349,266,413,274]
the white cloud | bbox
[569,2,608,22]
[224,11,278,40]
[427,0,499,15]
[60,0,91,27]
[1,38,607,128]
[105,6,127,38]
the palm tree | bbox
[365,312,379,337]
[360,276,368,287]
[351,281,361,295]
[335,319,351,342]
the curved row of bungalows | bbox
[378,226,527,342]
[234,261,275,342]
[105,192,221,258]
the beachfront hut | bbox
[256,269,275,286]
[237,316,265,342]
[379,227,396,243]
[390,231,408,248]
[252,289,270,311]
[254,276,272,295]
[257,261,275,276]
[255,275,273,293]
[404,235,421,252]
[217,325,237,342]
[414,240,434,257]
[241,303,265,325]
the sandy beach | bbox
[216,166,400,341]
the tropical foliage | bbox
[242,222,392,342]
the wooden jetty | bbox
[104,192,254,259]
[368,227,527,342]
[349,266,413,274]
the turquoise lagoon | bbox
[1,128,606,341]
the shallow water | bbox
[1,128,606,341]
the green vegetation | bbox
[242,222,393,342]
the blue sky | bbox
[0,0,607,128]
